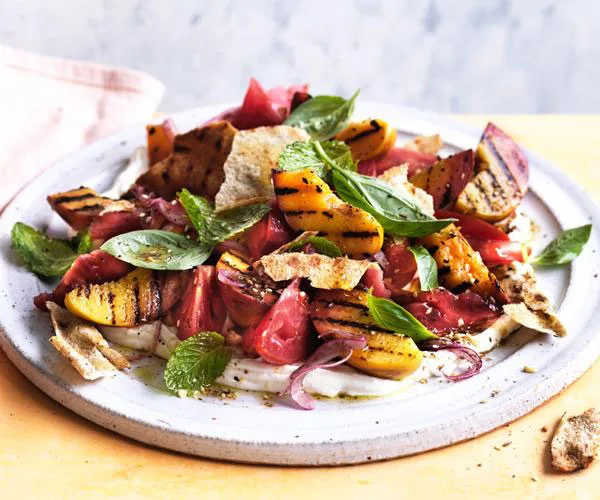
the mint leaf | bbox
[286,236,343,257]
[11,222,85,278]
[409,245,438,291]
[178,189,269,245]
[102,230,212,270]
[366,290,437,343]
[284,91,359,140]
[164,332,232,393]
[532,224,592,266]
[279,140,356,179]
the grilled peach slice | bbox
[48,187,117,231]
[311,289,423,380]
[456,123,529,221]
[147,118,177,165]
[419,224,506,304]
[64,268,161,326]
[273,169,384,258]
[409,149,474,209]
[335,118,397,161]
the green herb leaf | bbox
[11,222,82,278]
[101,230,212,270]
[367,291,437,343]
[72,230,93,254]
[278,140,356,179]
[284,90,360,140]
[285,236,343,257]
[409,245,438,291]
[164,332,232,393]
[330,166,455,237]
[532,224,592,266]
[178,189,270,245]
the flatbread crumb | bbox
[551,408,599,472]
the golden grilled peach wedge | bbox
[146,118,177,165]
[273,169,384,258]
[311,289,423,380]
[64,268,161,326]
[455,123,529,221]
[335,118,397,161]
[419,224,506,304]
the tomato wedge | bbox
[358,147,438,177]
[250,278,312,365]
[246,207,295,261]
[173,266,226,339]
[381,240,417,294]
[436,210,525,266]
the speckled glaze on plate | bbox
[1,103,599,465]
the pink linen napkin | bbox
[0,45,165,208]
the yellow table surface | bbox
[1,115,598,499]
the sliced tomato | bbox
[217,269,280,328]
[436,209,525,266]
[157,270,192,315]
[404,289,501,334]
[89,210,143,241]
[358,147,438,177]
[361,266,391,298]
[246,207,295,261]
[173,266,226,339]
[34,250,132,310]
[266,84,309,114]
[380,240,417,294]
[250,278,312,365]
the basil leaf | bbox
[101,230,212,270]
[331,167,455,237]
[164,332,232,393]
[279,140,356,179]
[366,291,437,343]
[532,224,592,266]
[284,90,360,140]
[409,245,438,291]
[178,189,270,245]
[11,222,82,278]
[285,236,343,257]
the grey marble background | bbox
[1,0,598,113]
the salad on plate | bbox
[11,79,592,409]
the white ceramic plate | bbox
[1,103,599,465]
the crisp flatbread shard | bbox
[497,262,567,336]
[136,121,237,200]
[259,252,377,290]
[551,408,599,472]
[47,302,130,380]
[214,126,310,212]
[377,164,435,216]
[403,134,443,154]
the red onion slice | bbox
[419,338,482,381]
[281,334,367,410]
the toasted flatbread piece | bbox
[378,164,435,216]
[551,408,599,472]
[214,126,310,212]
[47,302,130,380]
[497,262,567,337]
[136,121,237,200]
[259,252,376,290]
[403,134,443,154]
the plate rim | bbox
[1,102,599,465]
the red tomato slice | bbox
[381,241,417,294]
[246,207,295,262]
[436,209,524,266]
[404,289,501,334]
[358,147,438,177]
[173,266,226,339]
[251,278,312,365]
